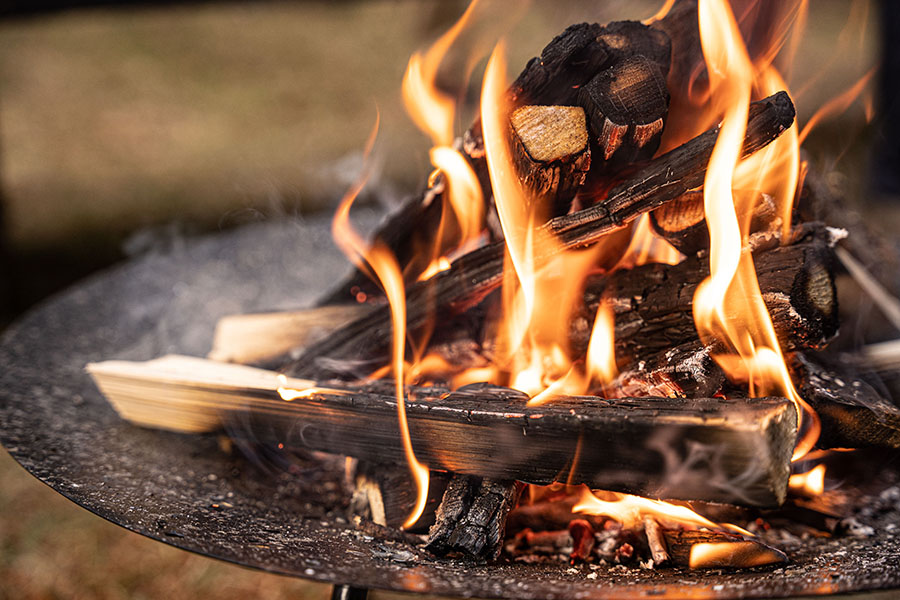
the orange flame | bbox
[788,463,826,497]
[330,115,429,530]
[574,487,751,539]
[692,0,819,461]
[481,41,618,405]
[402,0,485,262]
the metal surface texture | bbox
[1,215,900,599]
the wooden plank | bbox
[88,355,798,507]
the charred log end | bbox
[761,239,839,351]
[648,189,707,255]
[425,476,522,561]
[791,353,900,449]
[510,22,608,107]
[577,55,670,164]
[510,105,591,214]
[744,90,796,155]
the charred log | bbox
[791,353,900,449]
[425,476,522,561]
[570,231,839,363]
[578,55,669,165]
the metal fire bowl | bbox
[2,215,900,600]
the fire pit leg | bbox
[331,584,368,600]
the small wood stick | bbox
[643,516,670,566]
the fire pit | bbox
[1,216,899,599]
[4,0,900,596]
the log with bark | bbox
[571,226,839,363]
[425,476,522,560]
[88,355,798,507]
[286,92,796,380]
[791,353,900,449]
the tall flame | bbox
[402,0,485,256]
[692,0,818,460]
[330,115,429,529]
[481,41,617,404]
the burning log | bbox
[88,355,798,506]
[577,55,669,164]
[572,231,840,362]
[510,105,591,213]
[425,475,522,561]
[286,92,796,379]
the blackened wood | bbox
[578,55,669,164]
[286,93,796,379]
[241,384,798,507]
[611,340,726,399]
[508,21,670,108]
[510,105,591,215]
[649,190,780,255]
[570,233,839,362]
[791,353,900,449]
[93,356,795,506]
[425,476,521,560]
[661,529,787,568]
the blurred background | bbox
[0,0,891,598]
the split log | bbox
[791,353,900,449]
[510,105,591,215]
[425,476,522,560]
[661,529,787,569]
[89,355,798,506]
[209,305,369,366]
[578,55,669,164]
[571,231,840,362]
[287,92,796,379]
[348,462,450,533]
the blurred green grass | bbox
[0,1,885,598]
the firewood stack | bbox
[271,5,898,563]
[88,0,900,571]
